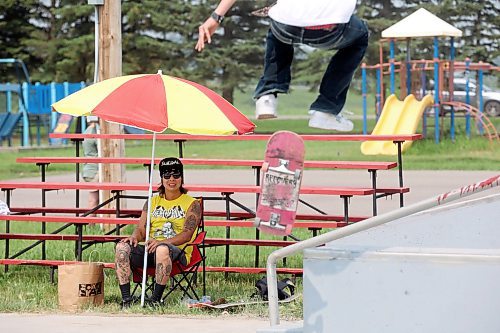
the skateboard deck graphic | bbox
[254,131,305,236]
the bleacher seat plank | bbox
[204,220,347,228]
[0,215,346,229]
[0,259,115,269]
[0,259,302,275]
[203,266,302,275]
[8,207,367,223]
[0,181,377,196]
[49,133,422,142]
[17,156,397,170]
[205,238,295,247]
[0,233,124,241]
[0,233,297,247]
[376,187,410,194]
[9,207,141,216]
[0,214,137,225]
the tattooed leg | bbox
[115,242,132,285]
[155,246,172,285]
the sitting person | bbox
[82,116,99,215]
[114,157,201,308]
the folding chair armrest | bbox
[186,231,206,247]
[177,231,206,254]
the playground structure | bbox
[360,8,499,145]
[0,58,85,147]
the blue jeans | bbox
[254,15,368,115]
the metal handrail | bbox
[265,175,500,326]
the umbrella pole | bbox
[140,132,157,307]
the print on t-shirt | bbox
[151,205,186,239]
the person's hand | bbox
[145,239,162,253]
[195,18,220,52]
[120,236,138,247]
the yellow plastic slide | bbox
[360,94,406,155]
[360,94,434,156]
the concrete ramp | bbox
[302,193,500,333]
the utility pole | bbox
[97,0,126,216]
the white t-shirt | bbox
[269,0,356,27]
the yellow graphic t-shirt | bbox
[149,194,197,263]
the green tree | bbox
[430,0,499,62]
[121,0,195,76]
[0,0,37,82]
[53,1,95,82]
[12,0,95,83]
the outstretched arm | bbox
[195,0,237,52]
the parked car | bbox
[427,78,500,117]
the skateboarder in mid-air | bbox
[196,0,368,132]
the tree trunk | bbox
[98,0,126,231]
[220,64,234,103]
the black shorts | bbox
[129,243,187,269]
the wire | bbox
[93,5,99,84]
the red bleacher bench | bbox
[8,207,369,223]
[0,214,137,225]
[0,181,378,196]
[9,207,141,217]
[48,133,422,142]
[0,214,351,228]
[17,156,398,171]
[0,233,298,248]
[0,259,302,276]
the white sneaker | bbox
[255,94,278,119]
[308,110,354,132]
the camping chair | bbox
[131,198,206,301]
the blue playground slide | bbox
[0,112,22,146]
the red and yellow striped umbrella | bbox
[52,73,255,135]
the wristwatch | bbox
[211,11,224,24]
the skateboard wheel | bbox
[261,220,286,231]
[270,212,280,226]
[262,162,269,172]
[253,218,261,228]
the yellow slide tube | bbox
[381,94,434,155]
[361,94,434,156]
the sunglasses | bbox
[162,171,182,180]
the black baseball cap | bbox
[159,157,183,178]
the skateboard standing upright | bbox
[254,131,305,236]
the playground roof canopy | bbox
[382,8,462,39]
